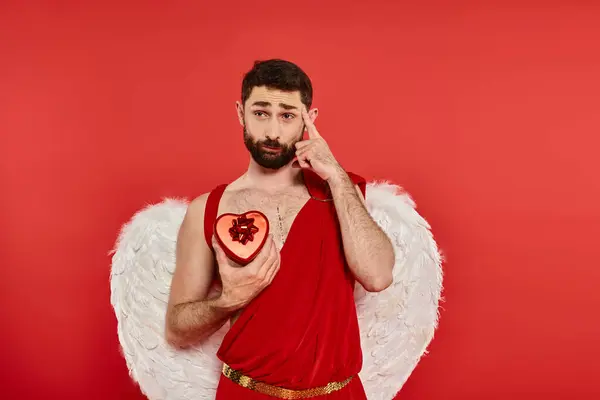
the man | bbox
[165,59,395,399]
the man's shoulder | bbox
[186,192,211,219]
[186,176,237,217]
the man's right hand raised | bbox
[211,234,281,312]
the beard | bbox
[243,125,303,170]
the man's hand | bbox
[211,234,281,312]
[293,108,345,183]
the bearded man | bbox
[165,59,395,399]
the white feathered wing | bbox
[110,182,443,400]
[355,182,443,399]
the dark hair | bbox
[241,59,313,109]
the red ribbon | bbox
[228,214,260,245]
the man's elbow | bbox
[164,327,180,347]
[363,273,393,292]
[166,326,200,349]
[164,314,190,348]
[362,255,394,292]
[165,323,184,348]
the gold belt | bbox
[222,363,353,399]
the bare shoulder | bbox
[177,192,211,245]
[187,192,211,216]
[168,191,215,307]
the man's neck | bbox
[243,159,304,192]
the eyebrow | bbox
[251,101,299,111]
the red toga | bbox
[204,169,367,399]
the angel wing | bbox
[356,182,443,399]
[109,198,226,400]
[109,182,443,400]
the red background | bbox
[1,1,599,399]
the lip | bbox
[261,145,282,152]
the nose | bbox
[265,118,282,140]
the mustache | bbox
[259,139,284,148]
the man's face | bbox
[238,86,314,170]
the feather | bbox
[356,181,443,399]
[109,182,443,399]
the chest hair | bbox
[219,188,310,251]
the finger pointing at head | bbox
[302,108,321,139]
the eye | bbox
[282,113,295,120]
[253,111,268,118]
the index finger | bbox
[302,108,321,139]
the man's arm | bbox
[328,169,395,292]
[164,194,235,348]
[293,107,394,292]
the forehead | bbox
[246,86,303,109]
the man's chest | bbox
[218,190,311,250]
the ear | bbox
[235,101,245,126]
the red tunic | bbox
[204,169,367,399]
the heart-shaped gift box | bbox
[213,211,270,265]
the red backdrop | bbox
[1,1,599,399]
